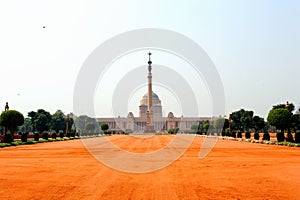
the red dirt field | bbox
[0,135,299,200]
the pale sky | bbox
[0,0,299,118]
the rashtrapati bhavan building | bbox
[96,53,210,133]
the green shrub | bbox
[66,132,70,137]
[34,133,39,141]
[237,131,242,138]
[59,132,64,138]
[295,130,300,143]
[263,130,270,141]
[232,131,237,138]
[42,132,49,140]
[254,131,260,140]
[70,132,75,137]
[286,131,294,142]
[21,133,28,142]
[221,129,225,137]
[168,128,179,134]
[11,141,25,146]
[245,131,251,139]
[51,132,57,139]
[276,130,284,142]
[225,129,231,137]
[0,143,11,148]
[38,139,47,143]
[4,133,13,143]
[26,140,37,144]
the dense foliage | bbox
[0,110,24,142]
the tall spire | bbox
[145,51,154,133]
[148,51,152,72]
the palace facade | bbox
[96,52,210,133]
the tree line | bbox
[190,102,300,142]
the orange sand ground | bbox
[0,135,299,200]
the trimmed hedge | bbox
[263,130,270,141]
[237,131,242,138]
[51,132,57,139]
[232,131,237,138]
[295,130,300,143]
[276,130,284,142]
[254,131,260,140]
[42,132,49,140]
[21,133,28,142]
[4,133,13,143]
[34,133,39,141]
[245,131,251,139]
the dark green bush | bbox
[34,133,39,141]
[225,129,231,137]
[59,132,64,138]
[231,131,236,138]
[245,131,251,139]
[21,133,28,142]
[254,131,260,140]
[276,130,284,142]
[105,131,112,135]
[51,132,57,139]
[286,131,294,142]
[4,133,13,143]
[66,132,70,137]
[237,131,242,138]
[42,132,48,140]
[168,128,179,134]
[263,130,270,141]
[221,129,225,137]
[70,132,75,137]
[295,130,300,143]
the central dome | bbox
[142,91,159,99]
[139,91,163,118]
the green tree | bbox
[18,117,32,133]
[252,116,265,132]
[28,111,37,131]
[272,104,286,110]
[292,114,300,131]
[68,117,75,132]
[230,109,244,131]
[240,110,254,131]
[190,122,199,133]
[100,123,109,133]
[28,109,51,133]
[267,108,292,142]
[230,109,254,131]
[203,122,210,134]
[190,121,204,134]
[214,118,229,133]
[75,115,89,135]
[0,110,24,141]
[84,122,95,134]
[35,114,50,132]
[51,110,66,133]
